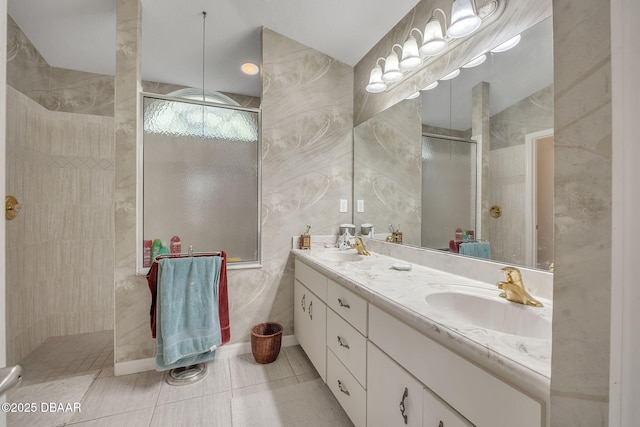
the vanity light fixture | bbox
[447,0,482,38]
[490,34,521,53]
[241,63,260,75]
[365,58,388,93]
[440,68,461,80]
[399,31,423,71]
[364,0,499,93]
[423,81,439,91]
[381,45,404,83]
[419,12,448,56]
[406,91,421,100]
[462,53,487,68]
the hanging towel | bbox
[459,241,491,260]
[155,256,222,371]
[147,253,230,344]
[217,251,231,345]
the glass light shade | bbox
[422,81,439,91]
[462,54,486,68]
[447,0,481,38]
[365,65,387,93]
[490,34,521,53]
[419,16,447,56]
[399,35,422,71]
[406,91,421,100]
[381,52,404,83]
[440,68,461,80]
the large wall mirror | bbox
[354,16,553,271]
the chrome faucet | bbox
[336,230,353,250]
[351,236,370,256]
[497,267,543,307]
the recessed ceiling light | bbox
[241,63,260,75]
[490,34,521,53]
[462,54,487,68]
[440,69,461,80]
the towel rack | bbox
[154,245,223,262]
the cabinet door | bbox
[423,387,474,427]
[368,342,423,427]
[294,279,327,382]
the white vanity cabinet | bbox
[367,342,424,427]
[294,256,545,427]
[294,259,328,381]
[369,305,543,427]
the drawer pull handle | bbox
[399,387,408,425]
[337,336,350,349]
[338,380,350,396]
[338,298,350,309]
[308,300,313,320]
[301,294,306,312]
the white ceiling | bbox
[8,0,421,98]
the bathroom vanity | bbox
[292,242,551,427]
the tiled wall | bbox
[5,86,115,364]
[7,16,115,117]
[550,0,612,423]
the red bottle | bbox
[170,236,181,254]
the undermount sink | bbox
[425,289,551,339]
[315,249,364,262]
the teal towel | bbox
[459,241,491,260]
[155,256,222,371]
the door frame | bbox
[524,128,553,269]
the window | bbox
[139,92,261,271]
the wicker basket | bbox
[251,322,283,364]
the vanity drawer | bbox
[295,259,327,302]
[423,386,474,427]
[326,309,367,387]
[327,279,368,335]
[327,348,366,427]
[368,305,542,427]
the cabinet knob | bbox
[399,387,408,425]
[337,336,350,349]
[338,380,350,396]
[337,298,350,309]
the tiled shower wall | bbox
[6,15,115,364]
[5,86,115,364]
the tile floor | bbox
[7,331,353,427]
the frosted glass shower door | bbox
[421,136,477,249]
[142,95,260,268]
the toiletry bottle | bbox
[170,235,181,254]
[151,239,162,261]
[455,228,463,241]
[159,241,170,256]
[143,240,152,267]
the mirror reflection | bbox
[354,17,553,271]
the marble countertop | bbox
[292,247,552,399]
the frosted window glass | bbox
[142,96,260,265]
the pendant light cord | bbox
[202,11,207,102]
